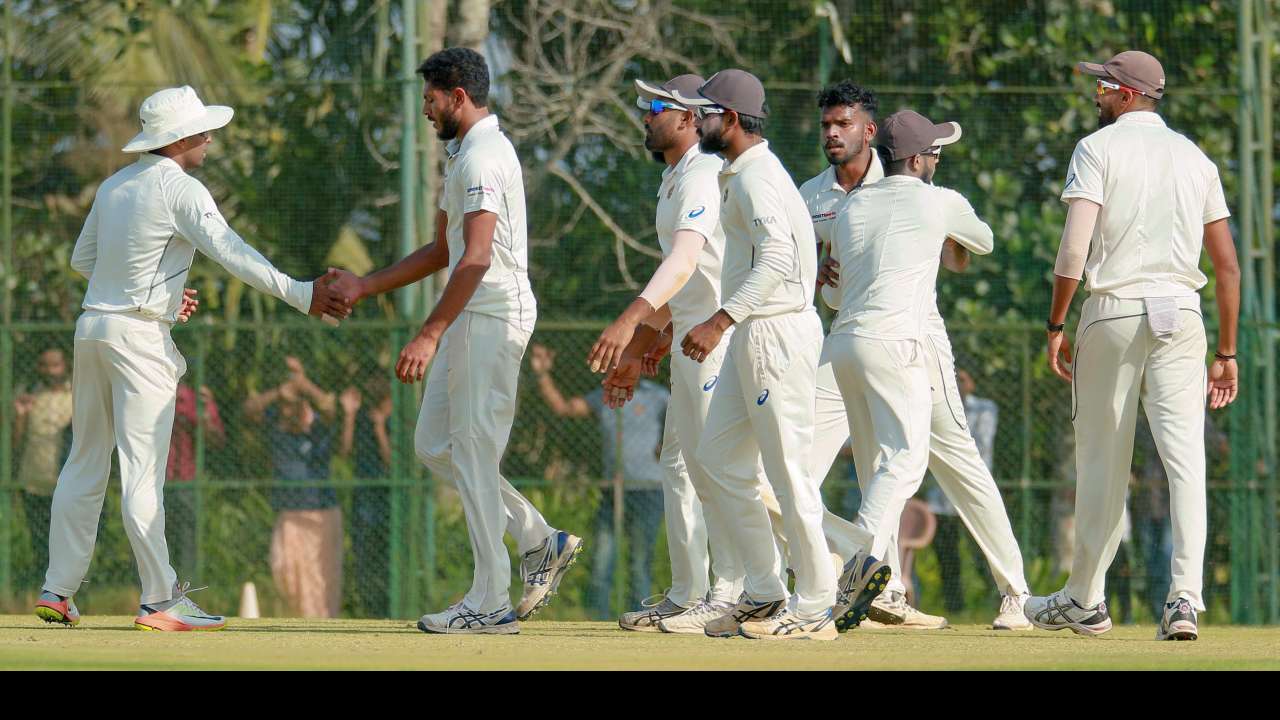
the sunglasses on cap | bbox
[693,104,726,120]
[1096,78,1151,98]
[922,146,942,158]
[647,98,685,115]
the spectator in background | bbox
[926,368,997,614]
[245,356,342,618]
[339,376,393,618]
[165,384,226,574]
[530,343,666,619]
[13,347,73,590]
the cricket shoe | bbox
[656,597,735,635]
[833,552,891,632]
[516,530,583,620]
[1155,597,1198,641]
[34,591,81,627]
[619,593,689,632]
[992,591,1033,631]
[417,601,520,635]
[702,596,786,638]
[866,590,949,629]
[739,607,838,641]
[134,582,226,632]
[1023,589,1112,636]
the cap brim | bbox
[933,121,962,146]
[635,78,673,102]
[1077,61,1111,78]
[120,106,234,153]
[669,87,714,107]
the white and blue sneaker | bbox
[702,595,787,638]
[417,602,520,635]
[740,607,838,641]
[833,552,891,632]
[516,530,584,620]
[1155,597,1198,641]
[619,593,689,632]
[1024,589,1112,636]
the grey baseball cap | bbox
[634,74,704,111]
[1078,50,1165,99]
[875,110,962,161]
[669,69,769,118]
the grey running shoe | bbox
[516,531,584,620]
[1155,597,1198,641]
[619,593,688,632]
[1024,589,1112,636]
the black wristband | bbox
[1214,352,1236,361]
[1046,321,1065,333]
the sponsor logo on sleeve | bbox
[811,211,836,223]
[688,206,706,219]
[703,375,719,392]
[756,389,770,405]
[466,185,496,197]
[1064,173,1076,191]
[752,216,777,227]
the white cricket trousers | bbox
[810,333,1029,596]
[45,310,182,605]
[1066,295,1208,611]
[824,332,931,573]
[415,311,555,614]
[697,311,835,617]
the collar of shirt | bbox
[878,173,925,187]
[136,152,183,172]
[720,139,771,176]
[819,150,885,193]
[445,113,501,158]
[1116,110,1166,128]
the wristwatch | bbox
[1046,320,1065,333]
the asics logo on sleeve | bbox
[757,390,770,405]
[703,376,718,392]
[688,206,706,218]
[1064,173,1076,191]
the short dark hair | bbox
[418,47,490,107]
[817,81,878,119]
[737,107,767,136]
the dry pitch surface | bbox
[3,616,1278,670]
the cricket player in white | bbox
[822,110,996,632]
[586,75,749,632]
[34,86,352,632]
[1026,51,1240,641]
[801,82,1031,631]
[673,70,837,640]
[329,49,581,634]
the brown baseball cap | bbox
[669,69,769,118]
[1077,50,1165,99]
[875,110,962,161]
[634,74,704,111]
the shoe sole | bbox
[35,606,79,627]
[618,620,665,633]
[1027,617,1112,636]
[134,618,226,632]
[992,620,1034,631]
[416,619,520,635]
[517,536,584,620]
[703,627,740,638]
[739,624,839,641]
[1156,621,1198,641]
[835,562,892,633]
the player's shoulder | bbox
[797,168,831,200]
[927,183,971,204]
[679,151,723,186]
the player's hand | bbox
[642,329,673,376]
[602,358,642,408]
[326,267,366,306]
[588,318,636,374]
[310,269,353,320]
[818,255,841,288]
[1207,358,1238,409]
[1047,331,1073,382]
[396,332,439,384]
[339,386,362,416]
[176,288,199,323]
[13,393,34,417]
[682,312,731,363]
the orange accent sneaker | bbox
[35,592,81,627]
[134,582,226,632]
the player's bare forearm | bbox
[1048,275,1079,327]
[357,240,449,301]
[417,210,496,343]
[941,237,970,272]
[1204,218,1240,355]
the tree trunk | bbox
[452,0,489,52]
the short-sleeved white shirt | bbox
[655,144,726,336]
[718,141,818,323]
[440,114,537,329]
[1061,111,1230,299]
[830,176,993,340]
[798,151,885,249]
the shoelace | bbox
[172,582,213,615]
[638,592,669,610]
[999,594,1020,614]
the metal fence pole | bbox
[0,0,14,601]
[193,326,209,583]
[1019,330,1032,546]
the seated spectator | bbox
[530,343,666,619]
[339,376,393,618]
[245,356,342,618]
[13,347,72,590]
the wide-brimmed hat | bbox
[122,86,234,153]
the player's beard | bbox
[1096,99,1118,128]
[435,109,462,140]
[645,124,671,163]
[698,123,728,154]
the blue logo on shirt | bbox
[688,205,706,219]
[757,390,770,405]
[703,376,718,392]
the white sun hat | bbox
[121,86,234,153]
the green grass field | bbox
[3,616,1278,669]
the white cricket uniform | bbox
[823,176,993,569]
[48,152,314,604]
[695,141,835,617]
[653,144,746,605]
[801,158,1029,597]
[414,114,554,614]
[1059,110,1229,612]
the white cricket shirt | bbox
[798,151,885,249]
[1061,111,1230,299]
[655,144,725,336]
[830,175,993,340]
[71,153,312,322]
[717,141,818,323]
[440,114,537,329]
